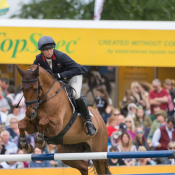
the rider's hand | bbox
[54,73,62,80]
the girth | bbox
[44,111,78,145]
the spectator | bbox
[95,86,112,123]
[133,146,156,166]
[115,114,125,130]
[120,90,135,117]
[6,118,19,139]
[152,117,175,150]
[44,144,58,167]
[107,117,118,137]
[134,107,152,128]
[16,149,28,168]
[0,160,18,169]
[1,130,18,154]
[111,123,127,147]
[6,86,15,113]
[149,106,161,122]
[13,131,35,149]
[0,125,5,135]
[29,147,51,168]
[0,87,11,123]
[164,142,175,165]
[117,132,137,166]
[133,127,150,151]
[148,110,167,140]
[131,82,149,110]
[110,108,120,118]
[108,146,125,166]
[6,106,25,126]
[124,117,136,140]
[0,136,6,154]
[149,79,168,114]
[163,79,174,116]
[13,90,25,115]
[1,78,9,97]
[127,103,137,119]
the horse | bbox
[16,65,111,175]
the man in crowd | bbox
[1,78,9,97]
[149,79,168,114]
[1,130,18,154]
[152,117,175,150]
[148,110,167,140]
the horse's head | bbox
[16,65,41,120]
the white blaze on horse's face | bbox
[16,65,40,120]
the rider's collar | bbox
[42,53,56,61]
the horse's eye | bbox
[33,88,38,92]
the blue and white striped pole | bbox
[0,151,174,162]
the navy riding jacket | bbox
[33,50,87,80]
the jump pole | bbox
[0,150,174,162]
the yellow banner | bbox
[0,27,175,66]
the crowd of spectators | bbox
[0,77,175,169]
[95,78,175,167]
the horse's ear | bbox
[33,65,39,76]
[16,65,25,77]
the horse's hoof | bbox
[35,140,46,150]
[23,144,34,154]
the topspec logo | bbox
[0,33,79,58]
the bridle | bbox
[22,69,64,119]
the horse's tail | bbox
[104,159,111,175]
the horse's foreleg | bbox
[35,116,49,149]
[18,117,36,153]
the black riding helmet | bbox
[38,36,56,50]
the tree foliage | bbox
[11,0,175,20]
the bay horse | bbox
[16,65,111,175]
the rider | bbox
[33,36,96,136]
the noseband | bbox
[22,69,64,118]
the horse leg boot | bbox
[35,116,49,149]
[76,97,96,136]
[18,119,34,153]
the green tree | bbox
[12,0,175,20]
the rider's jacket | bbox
[33,50,87,80]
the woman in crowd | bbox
[165,142,175,165]
[133,127,150,151]
[29,147,51,168]
[0,136,6,154]
[16,149,28,168]
[127,103,137,119]
[131,82,149,111]
[110,108,120,119]
[117,132,137,166]
[108,146,125,166]
[6,106,25,126]
[44,144,58,167]
[6,118,19,139]
[124,117,136,140]
[95,86,111,123]
[133,107,152,138]
[133,146,156,166]
[120,90,135,117]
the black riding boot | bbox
[76,97,96,136]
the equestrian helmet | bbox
[38,36,56,50]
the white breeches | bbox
[68,75,82,99]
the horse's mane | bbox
[29,64,54,79]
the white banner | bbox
[94,0,105,20]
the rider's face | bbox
[42,48,54,58]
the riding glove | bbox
[54,73,62,80]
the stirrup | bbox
[84,121,96,136]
